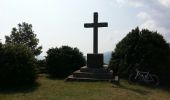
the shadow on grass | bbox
[157,83,170,93]
[0,82,40,94]
[131,82,170,93]
[112,80,151,95]
[118,84,150,95]
[45,74,66,81]
[113,79,170,95]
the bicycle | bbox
[128,69,159,86]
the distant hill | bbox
[36,55,45,60]
[104,51,112,64]
[36,51,112,64]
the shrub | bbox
[109,27,170,82]
[36,59,47,74]
[46,46,86,78]
[0,44,37,86]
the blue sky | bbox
[0,0,170,56]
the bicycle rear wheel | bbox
[150,74,159,86]
[128,74,137,84]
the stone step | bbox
[73,70,113,79]
[80,66,111,73]
[65,75,112,82]
[66,65,114,82]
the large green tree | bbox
[0,43,1,47]
[46,46,86,78]
[5,22,42,56]
[0,44,37,87]
[109,27,170,81]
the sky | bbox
[0,0,170,56]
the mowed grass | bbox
[0,74,170,100]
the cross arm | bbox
[84,23,108,28]
[98,23,108,27]
[84,23,94,28]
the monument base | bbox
[65,53,113,81]
[65,66,113,81]
[87,54,103,68]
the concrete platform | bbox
[65,66,113,82]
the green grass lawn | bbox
[0,74,170,100]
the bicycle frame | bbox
[134,69,154,82]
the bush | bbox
[109,27,170,82]
[36,59,47,74]
[46,46,86,78]
[0,43,2,48]
[0,44,37,86]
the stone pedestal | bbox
[66,53,113,81]
[87,54,103,68]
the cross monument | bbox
[66,12,113,81]
[84,12,108,54]
[84,12,108,68]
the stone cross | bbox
[84,12,108,54]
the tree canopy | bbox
[0,44,37,87]
[46,46,86,78]
[5,22,42,56]
[109,27,170,81]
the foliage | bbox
[0,42,2,49]
[5,22,42,56]
[109,27,170,81]
[46,46,86,78]
[36,59,47,74]
[0,44,37,86]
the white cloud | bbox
[116,0,125,4]
[127,0,144,7]
[140,19,170,41]
[115,0,170,41]
[116,0,155,7]
[115,0,144,7]
[140,19,166,34]
[127,0,170,42]
[140,20,157,30]
[137,12,151,20]
[158,0,170,7]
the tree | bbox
[36,59,47,74]
[5,22,42,56]
[0,44,37,87]
[46,46,86,78]
[0,44,1,48]
[109,27,170,82]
